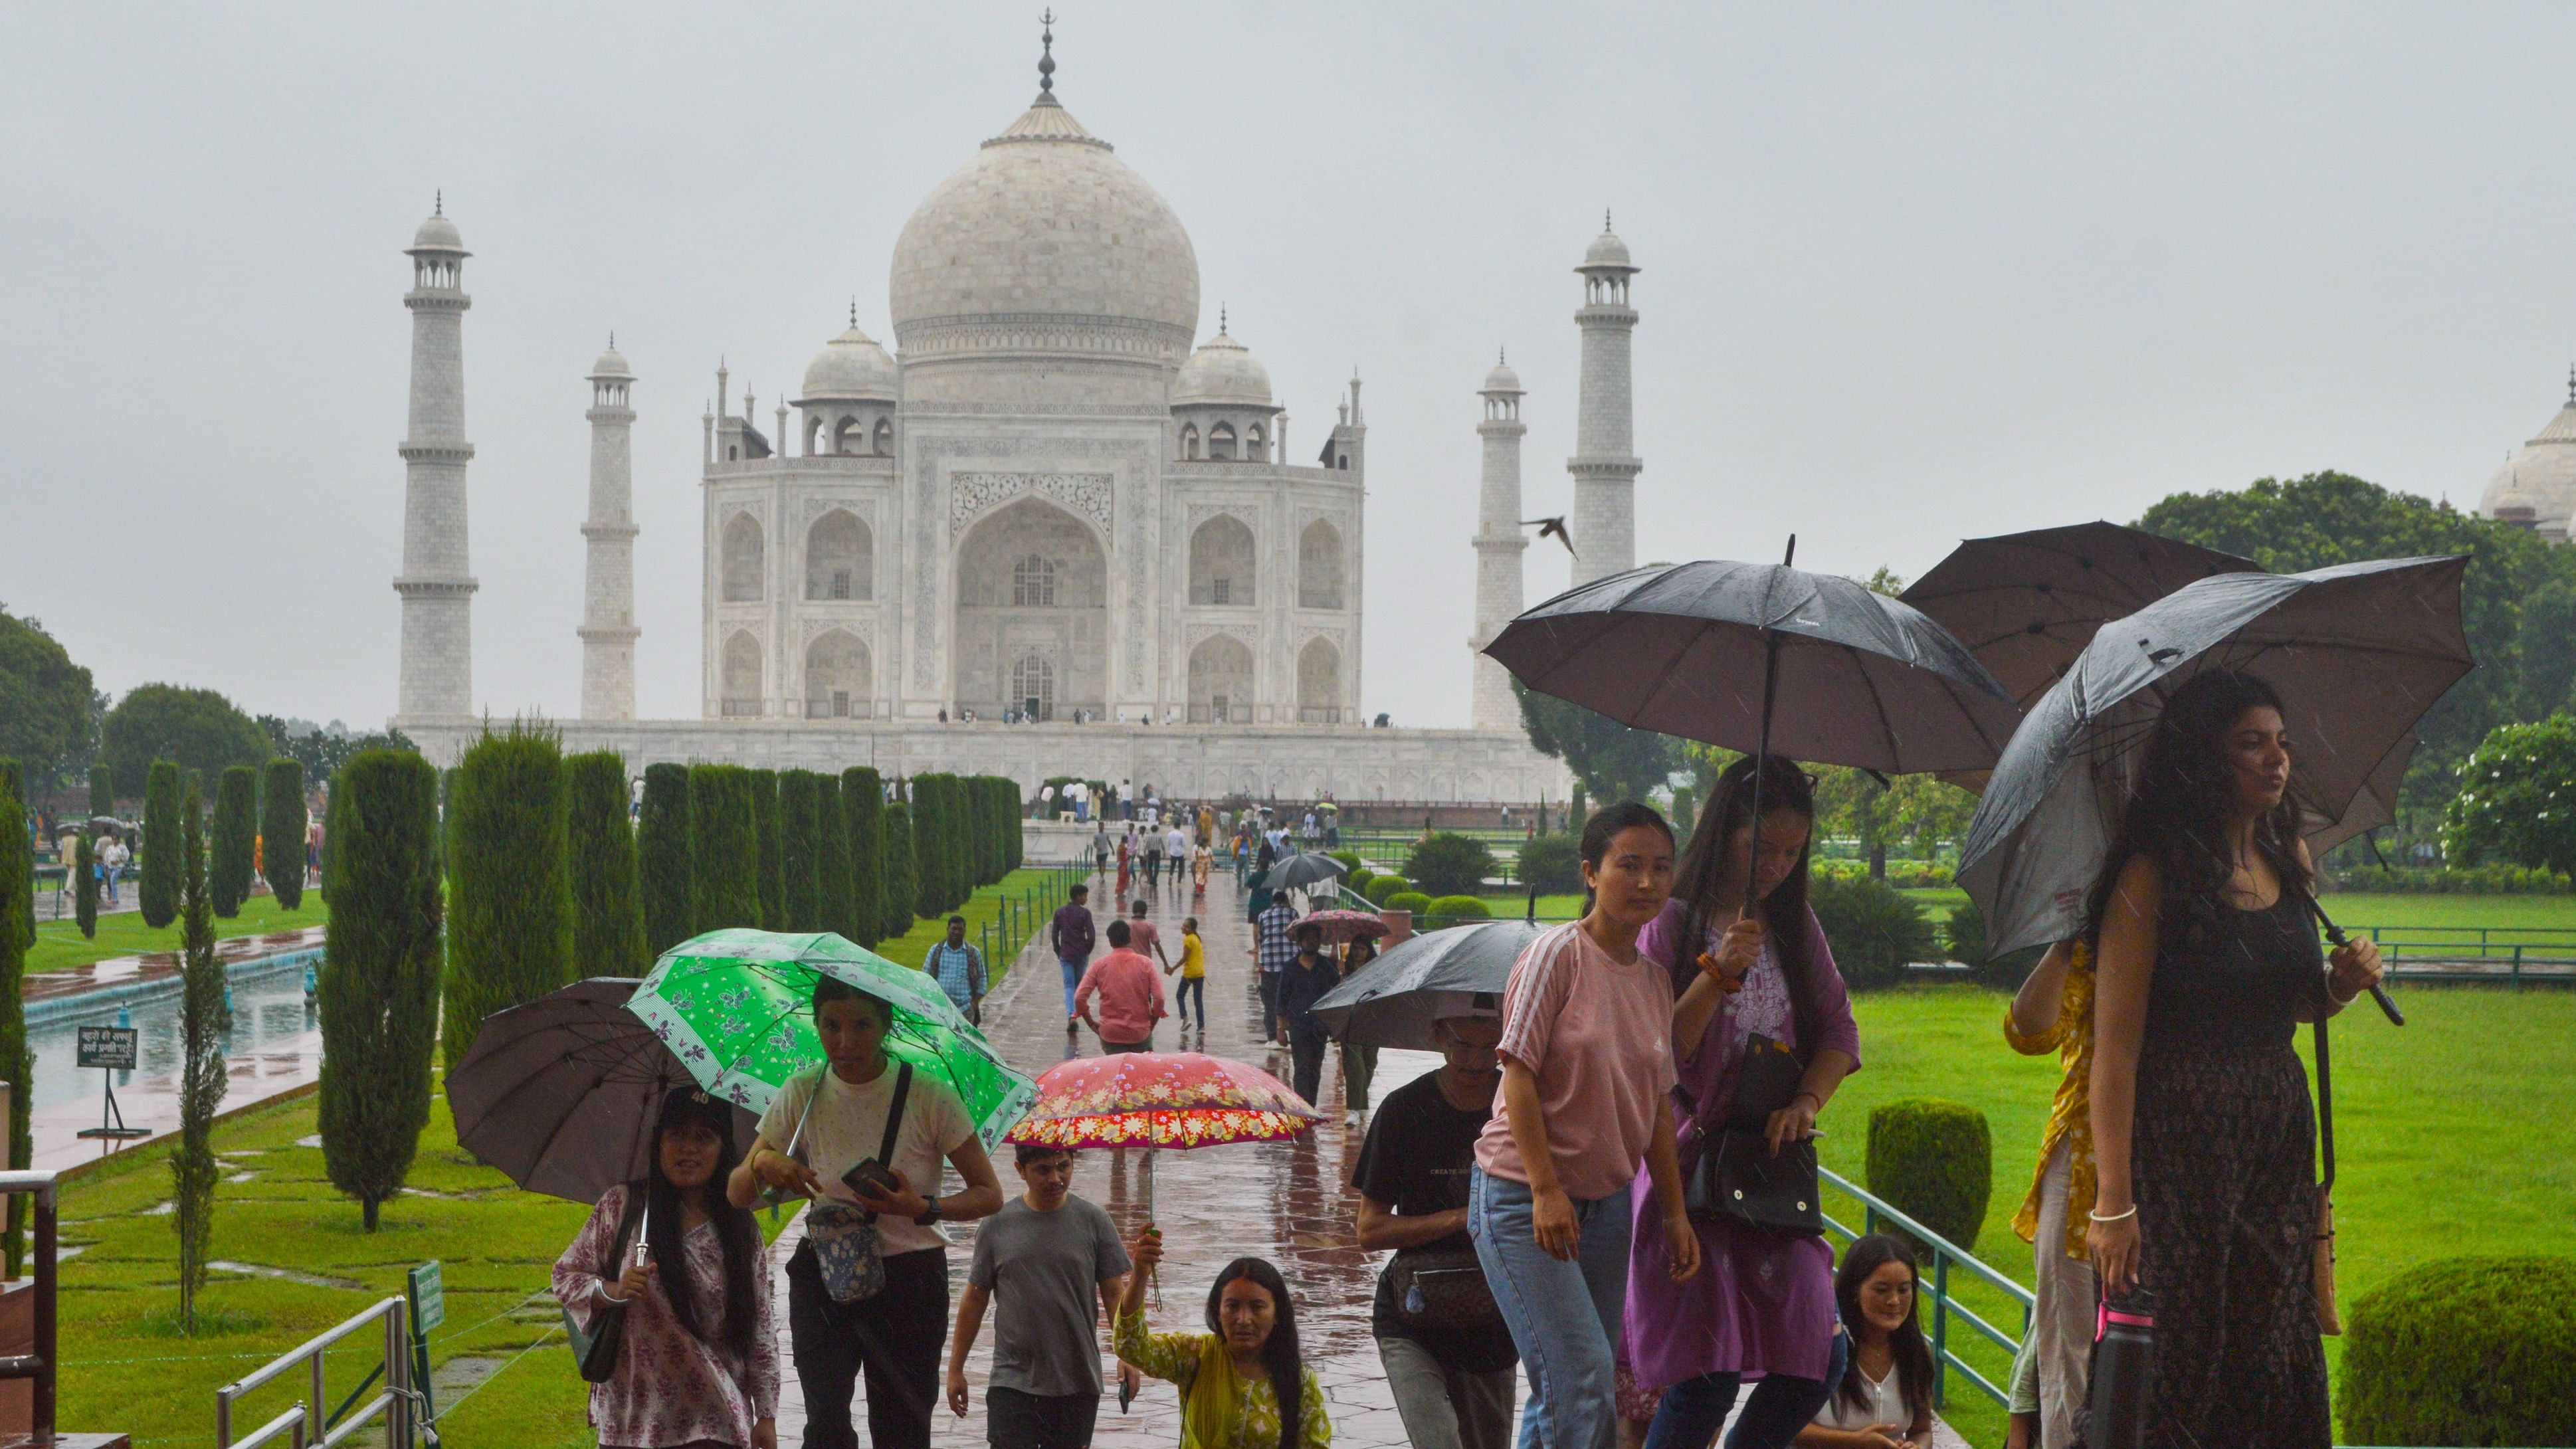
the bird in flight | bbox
[1521,517,1576,556]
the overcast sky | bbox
[5,3,2572,729]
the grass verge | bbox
[31,892,326,975]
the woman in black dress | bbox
[2083,670,2385,1448]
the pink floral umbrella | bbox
[1297,908,1391,945]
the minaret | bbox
[1568,211,1641,585]
[1472,352,1529,731]
[394,197,478,725]
[579,338,641,720]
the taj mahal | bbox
[387,29,1636,802]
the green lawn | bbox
[872,865,1082,979]
[29,891,326,974]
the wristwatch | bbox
[914,1195,943,1226]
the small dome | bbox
[1173,328,1273,407]
[2480,389,2576,539]
[1482,359,1523,394]
[1583,228,1634,270]
[411,212,466,254]
[589,344,632,379]
[801,325,898,402]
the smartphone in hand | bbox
[842,1158,902,1204]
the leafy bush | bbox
[637,763,693,957]
[841,767,888,946]
[1405,832,1498,895]
[73,830,96,940]
[778,771,823,931]
[1425,895,1492,930]
[882,800,921,939]
[87,763,113,819]
[1329,850,1363,872]
[140,759,181,929]
[749,770,785,929]
[1383,891,1436,921]
[1363,874,1411,907]
[688,765,761,935]
[565,751,644,976]
[2338,1254,2576,1447]
[1812,858,1956,889]
[1346,866,1376,894]
[1865,1098,1992,1256]
[2324,862,2571,894]
[1939,894,2042,989]
[317,749,441,1230]
[443,725,572,1069]
[100,683,270,797]
[260,758,306,911]
[1811,873,1938,990]
[814,774,852,941]
[209,766,257,918]
[912,775,953,918]
[2444,715,2576,875]
[1517,834,1583,894]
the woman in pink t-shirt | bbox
[1470,802,1701,1449]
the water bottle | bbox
[2078,1287,2156,1449]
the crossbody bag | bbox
[1681,1032,1824,1237]
[803,1062,915,1304]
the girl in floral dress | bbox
[555,1088,778,1449]
[1116,1227,1331,1448]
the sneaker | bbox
[1345,1110,1364,1126]
[1066,1016,1080,1034]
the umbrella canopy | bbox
[1486,559,2019,773]
[1959,556,2470,959]
[1901,522,2263,710]
[446,977,762,1205]
[1297,908,1389,945]
[1255,852,1347,892]
[1312,918,1547,1050]
[627,929,1037,1151]
[1003,1052,1321,1149]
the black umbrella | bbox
[446,977,761,1205]
[1312,919,1547,1050]
[1957,555,2472,1023]
[1254,852,1347,894]
[1901,522,2263,710]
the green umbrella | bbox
[626,928,1037,1151]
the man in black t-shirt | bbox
[1350,1014,1517,1449]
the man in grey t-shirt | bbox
[947,1143,1134,1449]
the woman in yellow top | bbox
[1165,917,1208,1032]
[2000,939,2094,1449]
[1116,1226,1331,1449]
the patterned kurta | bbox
[1116,1308,1331,1449]
[2002,941,2098,1258]
[553,1186,779,1448]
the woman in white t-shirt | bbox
[1799,1235,1935,1449]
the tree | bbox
[73,828,97,939]
[172,779,228,1329]
[842,767,886,947]
[316,749,441,1230]
[638,763,694,955]
[209,765,257,918]
[257,716,417,781]
[749,769,785,929]
[565,751,645,976]
[0,607,94,787]
[1516,680,1678,807]
[778,770,823,931]
[0,761,25,951]
[87,763,112,818]
[100,683,270,798]
[261,758,306,911]
[690,765,762,934]
[815,773,853,942]
[0,765,27,1272]
[913,777,953,918]
[443,725,573,1070]
[140,759,181,928]
[882,799,921,941]
[1406,833,1498,895]
[2443,715,2576,876]
[1811,768,1977,880]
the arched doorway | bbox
[1298,520,1343,609]
[721,630,763,716]
[805,510,872,601]
[1188,516,1256,605]
[953,497,1108,720]
[722,514,765,601]
[804,630,871,718]
[1187,634,1254,723]
[1297,637,1341,724]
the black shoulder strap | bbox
[878,1062,915,1164]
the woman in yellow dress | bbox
[2001,940,2094,1449]
[1116,1227,1331,1449]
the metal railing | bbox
[979,862,1092,985]
[1815,1165,2031,1414]
[215,1295,413,1449]
[0,1170,60,1448]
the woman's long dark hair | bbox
[1834,1233,1934,1424]
[2082,670,2312,953]
[1670,755,1819,1050]
[643,1092,763,1358]
[1206,1257,1304,1449]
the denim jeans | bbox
[1640,1325,1846,1449]
[1057,957,1084,1017]
[1470,1165,1633,1449]
[1175,976,1205,1028]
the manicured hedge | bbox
[1812,873,1937,990]
[1405,832,1498,896]
[1940,894,2043,989]
[0,763,28,1257]
[87,763,112,818]
[564,751,644,977]
[749,769,785,929]
[814,774,852,941]
[2338,1254,2576,1446]
[1517,834,1582,894]
[443,726,573,1069]
[1866,1098,1991,1256]
[842,767,887,946]
[209,765,258,918]
[882,799,921,940]
[317,749,441,1229]
[910,777,951,918]
[1363,874,1411,907]
[1383,891,1435,921]
[688,765,761,935]
[778,770,823,931]
[72,830,96,939]
[1347,866,1376,894]
[140,759,181,929]
[1425,894,1492,930]
[261,758,306,911]
[637,763,692,957]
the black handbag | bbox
[564,1185,648,1383]
[1681,1032,1824,1237]
[1386,1245,1504,1333]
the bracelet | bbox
[2088,1203,2137,1224]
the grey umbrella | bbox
[1312,919,1549,1050]
[446,976,761,1205]
[1901,522,2263,710]
[1957,555,2470,1022]
[1254,851,1347,893]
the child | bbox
[1163,917,1207,1032]
[1799,1235,1934,1449]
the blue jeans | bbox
[1058,957,1084,1017]
[1470,1165,1632,1449]
[1175,976,1205,1027]
[1641,1325,1846,1449]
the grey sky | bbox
[5,3,2570,729]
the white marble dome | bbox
[2480,389,2576,541]
[1482,359,1524,393]
[411,213,465,253]
[1583,227,1634,270]
[888,95,1199,347]
[589,343,632,379]
[1173,328,1272,407]
[801,325,898,401]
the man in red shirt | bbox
[1073,919,1167,1054]
[1124,898,1169,971]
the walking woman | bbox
[1336,934,1381,1123]
[2085,670,2385,1449]
[1116,1226,1332,1448]
[555,1088,779,1449]
[1471,803,1700,1449]
[2001,937,2093,1449]
[1626,756,1857,1449]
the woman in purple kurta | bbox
[1622,757,1861,1449]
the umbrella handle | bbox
[2307,898,2405,1027]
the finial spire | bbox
[607,330,615,349]
[1220,304,1227,334]
[1603,207,1612,233]
[850,296,859,328]
[2565,362,2573,406]
[1499,345,1507,365]
[435,189,444,217]
[1038,9,1056,95]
